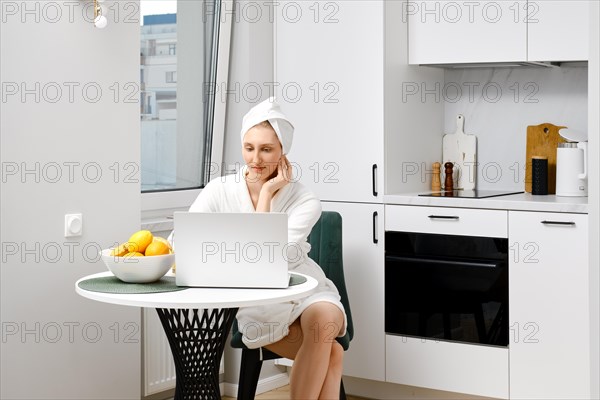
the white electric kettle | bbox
[556,129,588,197]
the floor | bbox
[221,385,365,400]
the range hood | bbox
[421,61,588,69]
[422,61,559,69]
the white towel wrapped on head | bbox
[240,97,294,155]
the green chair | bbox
[230,211,354,400]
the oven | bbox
[385,230,509,347]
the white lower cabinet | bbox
[386,335,508,399]
[509,211,590,399]
[321,201,385,382]
[330,205,590,397]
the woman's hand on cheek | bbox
[262,155,292,196]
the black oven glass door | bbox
[385,232,509,347]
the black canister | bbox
[531,156,548,195]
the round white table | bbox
[76,271,317,400]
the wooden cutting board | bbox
[443,115,477,190]
[525,123,567,193]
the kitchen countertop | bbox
[384,192,588,214]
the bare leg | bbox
[264,319,303,360]
[318,342,344,400]
[265,302,344,400]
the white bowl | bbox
[100,249,175,283]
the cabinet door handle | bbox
[541,220,576,226]
[372,164,378,197]
[373,211,379,244]
[428,215,460,220]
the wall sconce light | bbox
[94,0,108,29]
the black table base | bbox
[156,308,239,400]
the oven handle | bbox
[386,255,500,269]
[428,215,460,220]
[541,220,576,227]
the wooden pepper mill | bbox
[432,162,441,192]
[444,162,454,192]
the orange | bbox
[145,238,171,256]
[127,230,153,253]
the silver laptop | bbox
[173,212,290,288]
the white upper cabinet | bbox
[528,0,590,62]
[275,1,384,203]
[408,0,527,64]
[408,0,589,64]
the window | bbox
[165,71,177,83]
[140,0,231,212]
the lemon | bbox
[128,230,153,253]
[110,242,130,257]
[123,252,144,258]
[145,238,171,256]
[152,236,173,254]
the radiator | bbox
[142,308,226,397]
[144,308,177,396]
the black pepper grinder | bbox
[444,162,454,192]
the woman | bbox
[187,97,347,399]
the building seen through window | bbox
[140,13,177,191]
[140,1,221,194]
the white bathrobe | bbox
[187,169,347,349]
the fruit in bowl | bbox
[101,230,175,283]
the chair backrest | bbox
[230,211,354,350]
[306,211,354,350]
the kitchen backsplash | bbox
[444,66,588,191]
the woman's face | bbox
[242,123,283,182]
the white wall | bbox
[222,0,276,172]
[0,1,141,398]
[587,2,599,397]
[444,66,588,191]
[385,0,444,195]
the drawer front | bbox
[385,205,507,238]
[386,335,509,399]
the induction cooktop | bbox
[418,190,524,199]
